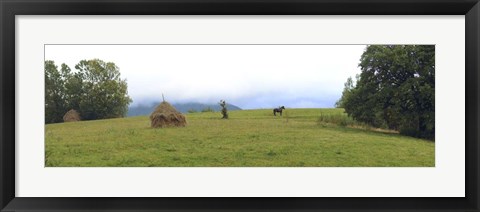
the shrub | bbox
[399,124,434,140]
[201,107,215,113]
[318,113,356,127]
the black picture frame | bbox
[1,0,479,211]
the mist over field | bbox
[130,94,340,111]
[45,45,366,109]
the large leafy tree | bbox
[45,61,68,123]
[74,59,132,120]
[62,63,83,111]
[44,59,132,123]
[340,45,435,139]
[335,76,355,108]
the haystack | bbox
[63,109,81,122]
[149,101,187,128]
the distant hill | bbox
[128,102,242,116]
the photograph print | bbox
[44,44,435,167]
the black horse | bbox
[273,106,286,116]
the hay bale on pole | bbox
[63,109,81,122]
[149,101,187,128]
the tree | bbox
[340,45,435,139]
[335,76,355,108]
[74,59,132,120]
[63,64,84,111]
[219,100,228,119]
[44,59,132,123]
[45,61,67,123]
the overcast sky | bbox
[45,45,366,109]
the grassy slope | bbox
[45,108,434,167]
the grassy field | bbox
[45,108,435,167]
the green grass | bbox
[45,108,434,167]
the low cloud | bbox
[46,44,366,109]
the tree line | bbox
[336,45,435,139]
[45,59,132,124]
